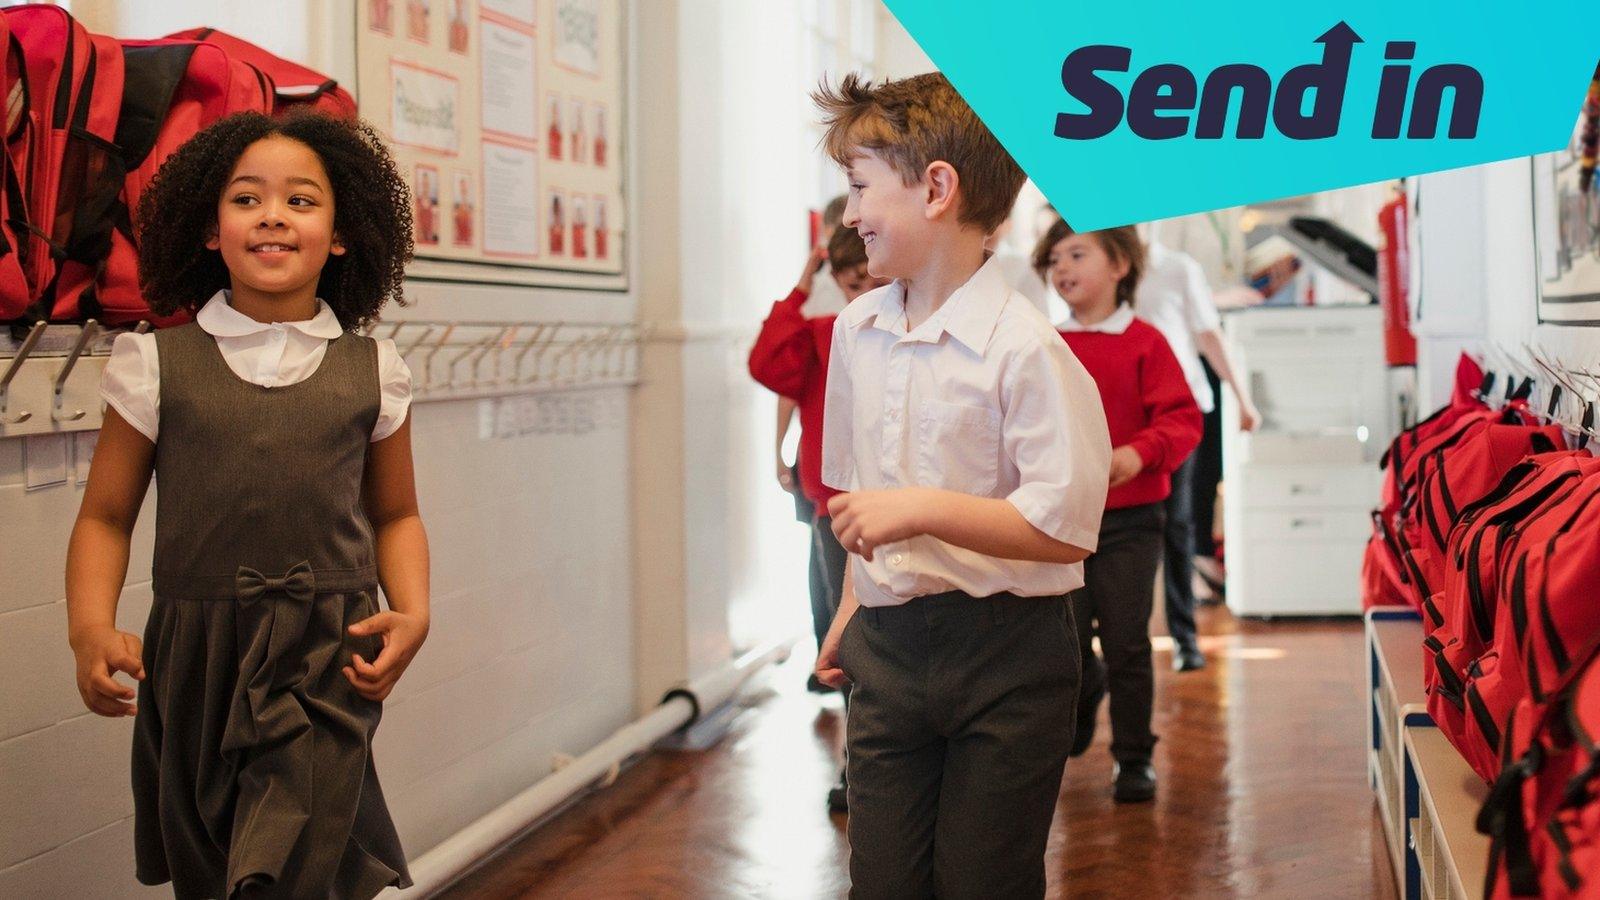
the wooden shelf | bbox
[1366,608,1433,899]
[1405,726,1491,900]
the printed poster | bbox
[357,0,626,285]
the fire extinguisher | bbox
[1377,188,1417,367]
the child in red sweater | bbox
[1034,220,1202,803]
[748,225,886,811]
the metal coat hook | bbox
[512,324,550,385]
[0,321,47,424]
[554,335,585,385]
[600,327,625,379]
[483,326,517,386]
[600,326,626,379]
[400,325,436,360]
[53,319,98,421]
[577,329,609,382]
[470,327,512,387]
[419,324,456,391]
[523,326,562,385]
[444,333,491,391]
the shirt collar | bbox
[1058,303,1136,334]
[195,290,344,340]
[839,254,1011,355]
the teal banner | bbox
[883,1,1596,228]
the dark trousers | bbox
[839,592,1078,900]
[809,514,848,652]
[1192,360,1224,558]
[1163,454,1200,652]
[812,515,852,709]
[1072,503,1164,765]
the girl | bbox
[1034,220,1201,804]
[66,111,427,899]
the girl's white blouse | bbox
[99,291,413,443]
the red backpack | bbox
[1519,478,1600,707]
[2,4,125,322]
[1456,473,1600,782]
[1362,395,1498,612]
[1480,640,1600,898]
[163,28,355,119]
[90,37,274,325]
[0,14,36,318]
[1424,454,1593,779]
[1412,424,1565,591]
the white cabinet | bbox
[1223,305,1391,616]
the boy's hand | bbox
[827,488,931,561]
[1237,396,1261,432]
[1108,446,1145,488]
[815,604,856,689]
[345,610,430,702]
[70,627,144,717]
[795,244,828,296]
[776,455,798,495]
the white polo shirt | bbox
[821,255,1110,607]
[1133,241,1222,413]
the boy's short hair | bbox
[813,72,1024,234]
[827,225,868,274]
[1032,218,1146,306]
[822,194,848,230]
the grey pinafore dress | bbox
[130,323,411,899]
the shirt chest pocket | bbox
[915,399,1001,496]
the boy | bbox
[748,225,888,810]
[812,72,1111,898]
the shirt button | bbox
[889,553,904,566]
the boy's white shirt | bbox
[821,254,1111,608]
[1132,241,1222,413]
[100,290,412,443]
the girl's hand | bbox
[344,611,430,702]
[70,627,144,717]
[1108,446,1145,488]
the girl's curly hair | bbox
[135,111,413,330]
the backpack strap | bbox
[1479,637,1600,896]
[115,42,195,170]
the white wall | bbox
[1413,157,1600,411]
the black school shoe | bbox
[1173,646,1207,672]
[827,769,848,813]
[1113,762,1157,803]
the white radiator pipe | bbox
[388,637,794,897]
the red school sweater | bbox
[747,288,841,508]
[1059,317,1203,510]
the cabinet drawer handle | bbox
[1289,518,1321,529]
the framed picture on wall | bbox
[358,0,628,290]
[1533,64,1600,325]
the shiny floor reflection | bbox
[439,607,1397,899]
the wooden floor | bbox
[439,606,1399,899]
